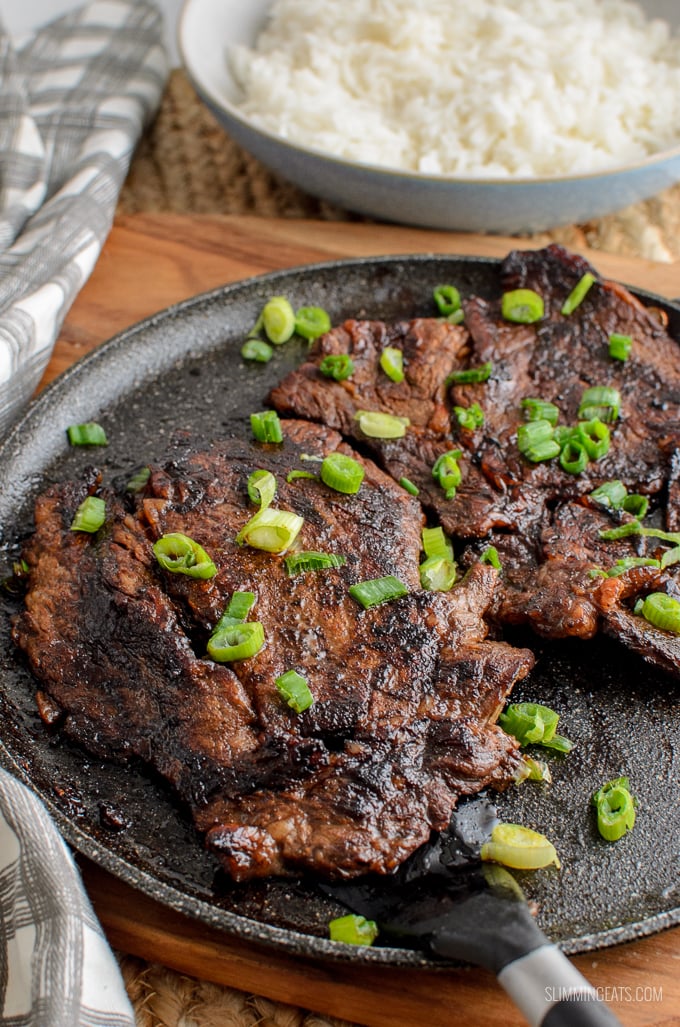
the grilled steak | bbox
[270,244,680,674]
[13,419,532,880]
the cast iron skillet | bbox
[0,255,678,967]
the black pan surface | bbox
[0,254,678,967]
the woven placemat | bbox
[113,70,680,1027]
[119,70,680,265]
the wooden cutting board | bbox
[53,214,680,1027]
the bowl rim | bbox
[177,0,680,189]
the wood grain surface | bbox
[53,214,680,1027]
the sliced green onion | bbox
[399,476,420,496]
[481,823,560,870]
[445,361,493,386]
[422,526,453,561]
[295,305,331,341]
[125,466,150,493]
[247,469,277,508]
[561,272,596,315]
[275,669,314,713]
[517,419,554,455]
[524,439,561,462]
[559,438,589,475]
[153,532,217,579]
[419,555,457,592]
[221,591,256,624]
[590,480,627,509]
[622,494,648,519]
[349,575,408,609]
[241,339,273,363]
[262,296,296,344]
[286,469,317,483]
[480,546,501,570]
[501,289,544,324]
[576,419,610,460]
[638,592,680,633]
[236,508,303,553]
[523,757,552,783]
[433,284,461,317]
[355,410,409,439]
[299,453,323,463]
[284,551,346,575]
[208,621,264,662]
[329,914,379,947]
[592,777,637,842]
[660,546,680,570]
[66,422,108,446]
[70,496,106,533]
[499,702,573,752]
[606,557,660,577]
[454,402,484,430]
[578,386,621,423]
[379,346,405,383]
[608,333,632,362]
[250,410,283,443]
[599,520,643,541]
[319,354,354,381]
[520,398,559,426]
[432,449,463,499]
[320,452,365,494]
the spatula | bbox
[323,804,623,1027]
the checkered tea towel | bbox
[0,769,135,1026]
[0,0,168,437]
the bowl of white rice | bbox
[178,0,680,234]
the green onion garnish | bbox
[590,480,627,509]
[355,410,409,439]
[284,551,346,575]
[599,521,678,544]
[208,621,264,662]
[606,557,660,577]
[236,508,304,553]
[592,777,637,842]
[275,669,314,713]
[241,339,274,363]
[70,496,106,533]
[454,402,484,430]
[320,452,365,494]
[247,469,277,508]
[349,575,408,609]
[422,526,453,561]
[660,546,680,570]
[481,823,560,870]
[222,591,257,623]
[608,333,632,362]
[66,422,108,446]
[501,289,544,324]
[153,532,217,579]
[319,354,354,381]
[125,466,151,493]
[523,756,552,783]
[480,546,501,570]
[286,469,317,483]
[561,272,596,315]
[517,419,554,455]
[576,419,610,460]
[379,346,405,383]
[559,438,589,475]
[526,439,561,462]
[578,386,621,423]
[445,361,493,386]
[520,398,559,425]
[329,914,379,947]
[433,284,461,317]
[399,476,419,496]
[250,410,283,443]
[419,555,457,592]
[432,449,463,499]
[499,702,573,752]
[262,296,296,344]
[295,305,331,341]
[622,494,648,519]
[638,592,680,633]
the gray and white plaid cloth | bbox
[0,1,168,1023]
[0,0,167,436]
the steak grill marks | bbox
[13,420,532,881]
[271,244,680,675]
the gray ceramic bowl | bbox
[178,0,680,234]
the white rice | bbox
[229,0,680,178]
